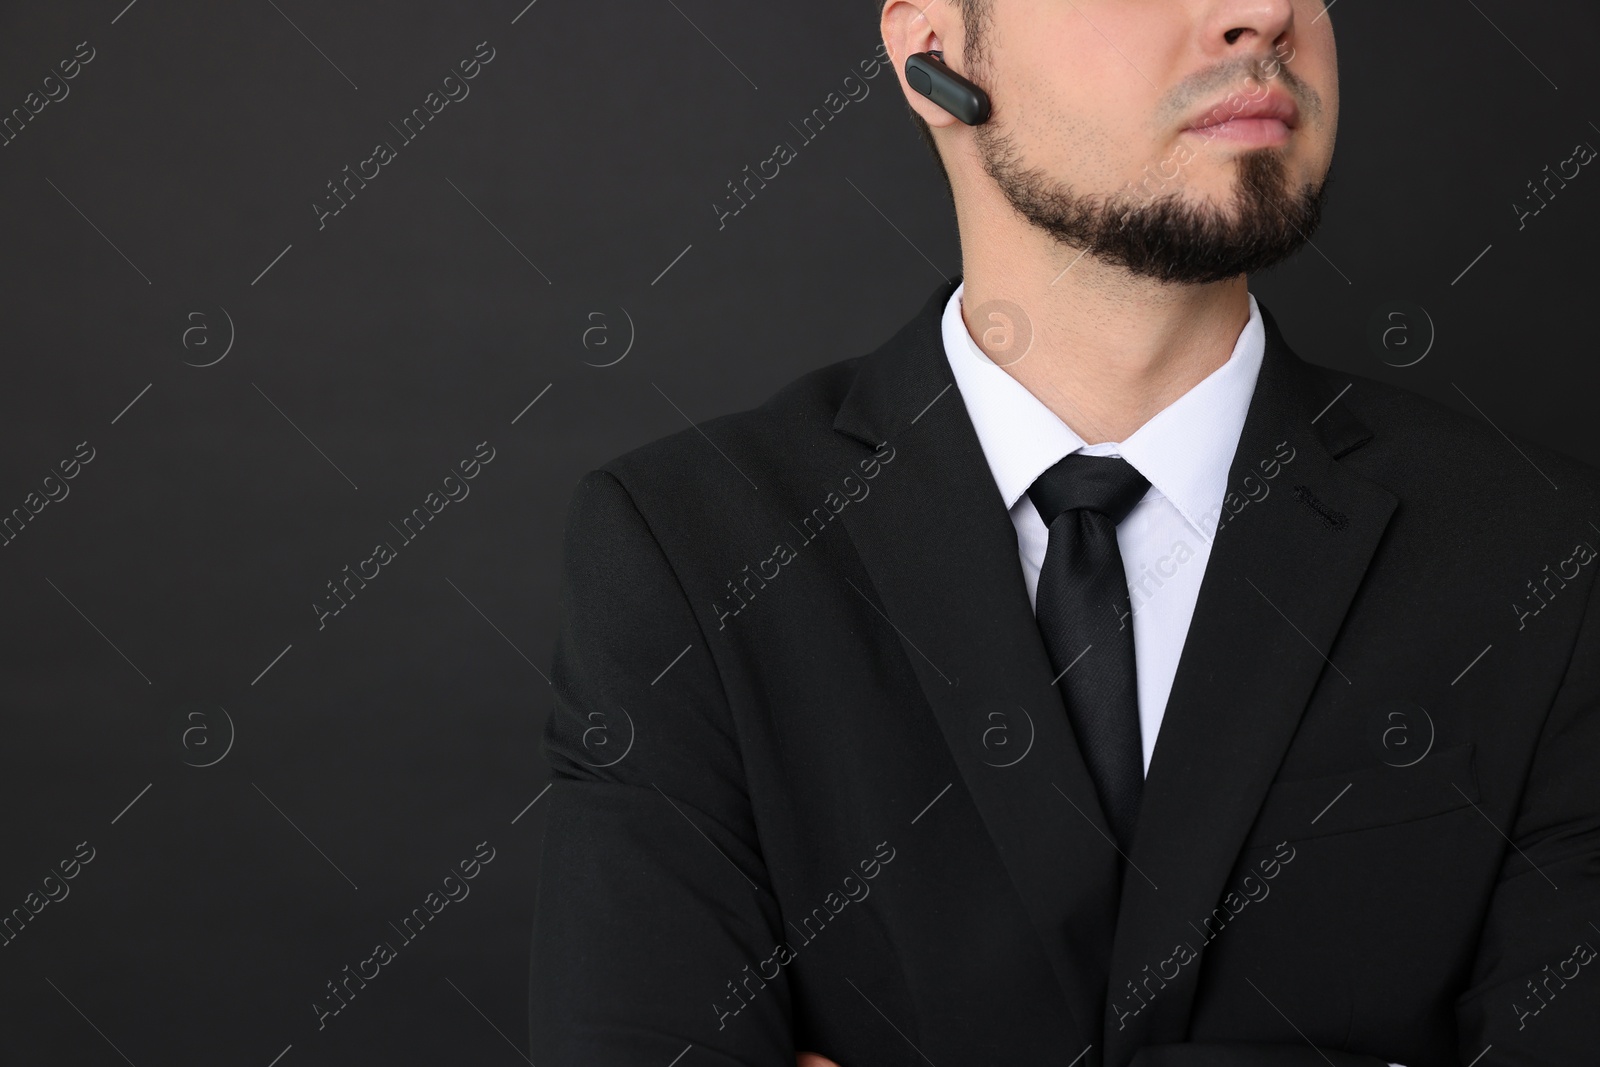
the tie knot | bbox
[1027,452,1150,527]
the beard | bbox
[975,122,1327,285]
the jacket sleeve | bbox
[528,469,794,1066]
[1454,563,1600,1063]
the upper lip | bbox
[1184,86,1299,131]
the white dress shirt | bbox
[944,288,1407,1067]
[941,281,1265,775]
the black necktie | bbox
[1028,452,1150,851]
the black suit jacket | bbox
[529,277,1600,1067]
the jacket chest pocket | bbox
[1242,741,1480,848]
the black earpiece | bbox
[904,49,991,126]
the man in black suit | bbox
[529,0,1600,1064]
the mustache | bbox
[1162,49,1322,125]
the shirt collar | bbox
[941,280,1265,544]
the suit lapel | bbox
[830,281,1396,1063]
[1101,301,1397,1064]
[833,278,1123,1042]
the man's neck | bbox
[958,221,1253,446]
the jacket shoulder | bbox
[595,353,869,496]
[1315,360,1600,523]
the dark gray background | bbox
[0,0,1594,1062]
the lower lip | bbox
[1184,117,1292,145]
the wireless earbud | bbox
[905,49,991,125]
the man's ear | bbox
[881,0,964,130]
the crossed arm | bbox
[529,471,798,1064]
[529,469,1600,1065]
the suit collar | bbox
[832,277,1394,1060]
[834,275,1374,465]
[937,279,1270,546]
